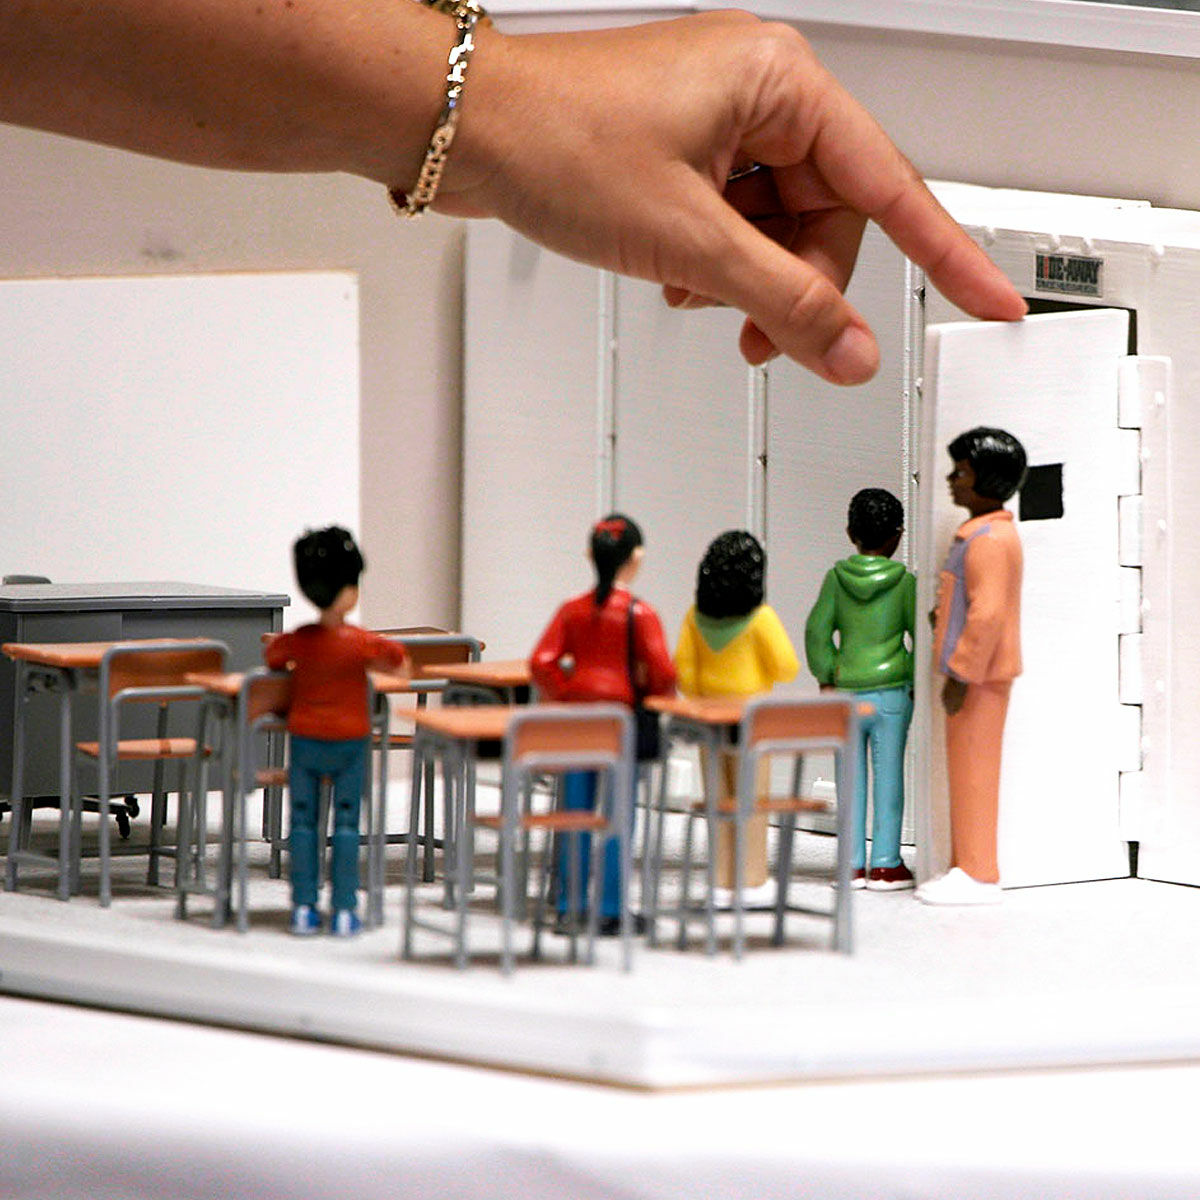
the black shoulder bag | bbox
[626,597,661,762]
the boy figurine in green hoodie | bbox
[805,488,917,890]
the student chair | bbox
[374,629,482,882]
[175,668,290,930]
[1,576,139,851]
[670,693,863,960]
[404,703,635,974]
[72,640,228,906]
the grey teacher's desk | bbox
[0,582,288,800]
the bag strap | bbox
[625,594,642,705]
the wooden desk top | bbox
[3,638,209,670]
[412,705,518,741]
[645,694,876,727]
[417,658,531,687]
[645,694,744,725]
[185,669,413,697]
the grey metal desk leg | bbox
[212,700,238,929]
[646,737,671,948]
[266,728,284,879]
[833,745,854,954]
[147,702,170,887]
[732,786,746,962]
[773,810,796,947]
[401,734,425,960]
[56,676,74,901]
[441,747,457,913]
[422,748,437,883]
[454,741,472,970]
[701,731,721,957]
[98,738,112,908]
[5,660,28,892]
[370,716,388,929]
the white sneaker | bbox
[738,878,778,910]
[708,881,778,910]
[915,867,1002,906]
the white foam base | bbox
[2,859,1195,1088]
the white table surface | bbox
[4,993,1200,1200]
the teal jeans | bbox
[288,734,368,912]
[851,685,913,870]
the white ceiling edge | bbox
[486,0,1200,61]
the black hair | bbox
[847,488,904,551]
[591,513,643,606]
[695,530,765,619]
[947,427,1028,502]
[293,526,364,611]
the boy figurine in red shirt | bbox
[265,527,408,936]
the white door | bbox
[914,309,1133,888]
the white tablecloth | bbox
[3,995,1197,1200]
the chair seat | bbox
[691,794,830,816]
[376,732,415,749]
[475,810,608,834]
[76,737,207,761]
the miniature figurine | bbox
[265,527,408,936]
[805,488,917,890]
[916,427,1026,906]
[530,514,676,936]
[674,530,799,908]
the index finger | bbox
[796,77,1026,321]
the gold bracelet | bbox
[389,0,487,219]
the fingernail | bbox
[822,326,878,384]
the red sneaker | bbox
[866,863,915,891]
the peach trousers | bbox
[945,680,1012,884]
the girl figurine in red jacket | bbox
[530,515,676,935]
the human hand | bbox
[942,677,968,715]
[441,12,1026,385]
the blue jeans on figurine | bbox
[851,685,914,885]
[288,735,368,934]
[556,767,636,930]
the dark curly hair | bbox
[847,488,904,551]
[695,530,765,619]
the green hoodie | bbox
[804,555,916,691]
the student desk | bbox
[417,658,531,703]
[0,582,288,802]
[642,694,865,955]
[2,638,220,899]
[404,705,521,960]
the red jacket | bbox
[265,623,407,740]
[530,588,676,705]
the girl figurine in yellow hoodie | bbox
[674,530,799,908]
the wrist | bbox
[424,19,516,217]
[389,0,490,218]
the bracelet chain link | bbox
[389,0,488,220]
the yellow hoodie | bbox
[674,604,799,698]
